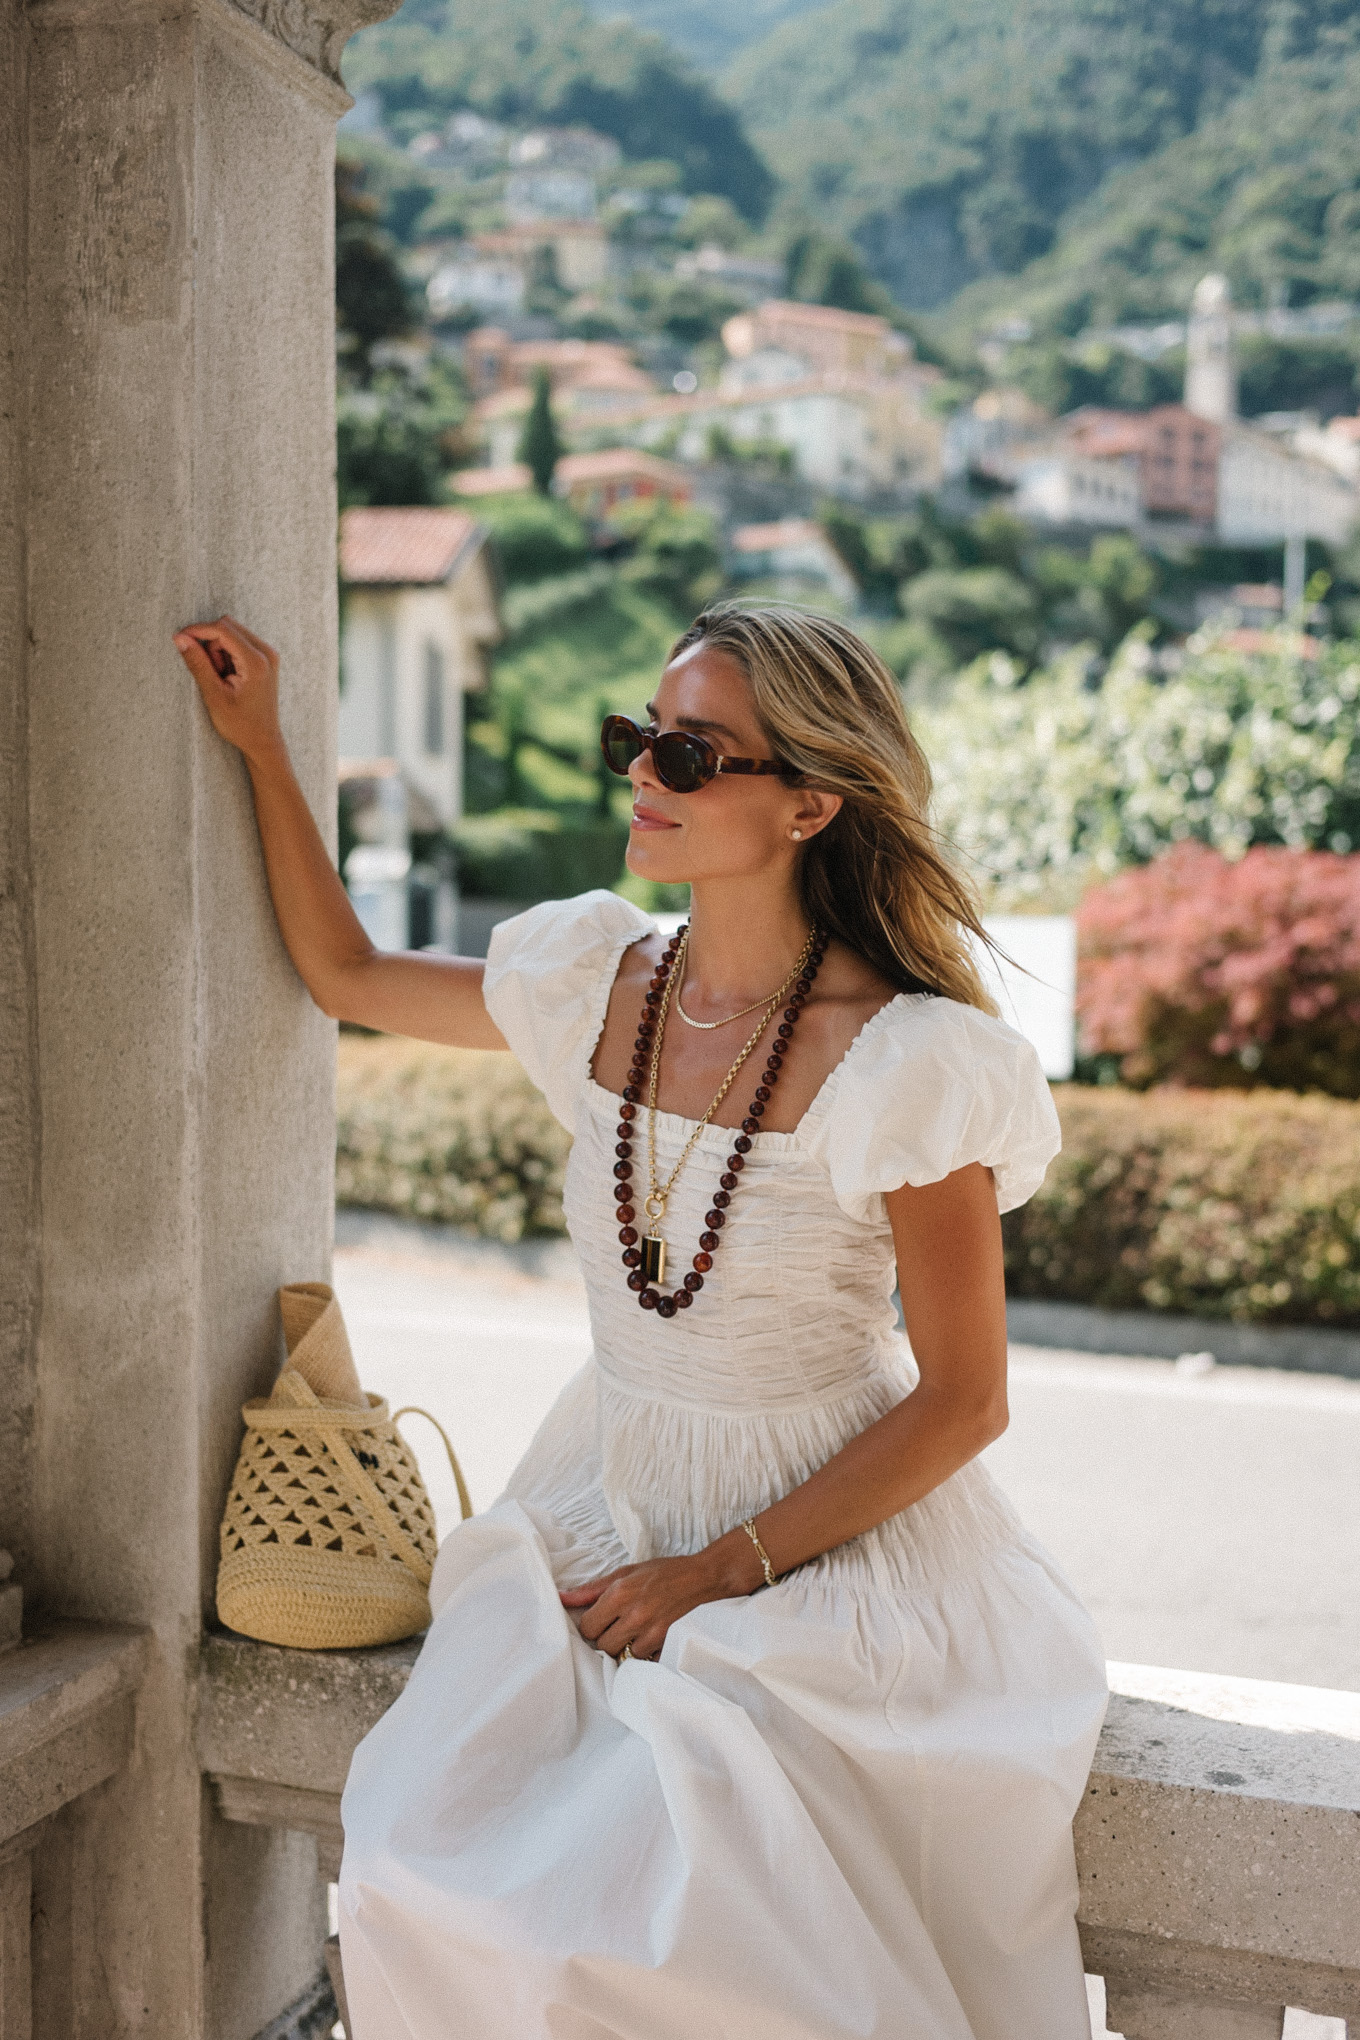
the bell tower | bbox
[1185,273,1237,424]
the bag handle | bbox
[393,1406,474,1523]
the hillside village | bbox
[338,92,1360,597]
[333,3,1360,948]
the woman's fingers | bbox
[219,612,279,663]
[559,1567,631,1609]
[174,632,231,691]
[173,617,283,760]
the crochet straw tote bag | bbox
[216,1282,472,1650]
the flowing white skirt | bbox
[338,1389,1107,2040]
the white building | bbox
[730,518,860,601]
[1013,451,1141,528]
[428,254,525,322]
[1216,424,1358,547]
[338,506,500,831]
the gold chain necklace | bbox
[640,925,817,1284]
[673,936,810,1031]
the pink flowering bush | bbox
[1077,842,1360,1095]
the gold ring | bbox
[619,1644,633,1662]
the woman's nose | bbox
[629,746,663,794]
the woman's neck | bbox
[680,878,813,1017]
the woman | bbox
[175,603,1107,2040]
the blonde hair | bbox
[669,604,997,1013]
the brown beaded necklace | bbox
[612,922,829,1319]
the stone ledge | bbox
[1079,1664,1360,2023]
[201,1641,1360,2023]
[0,1621,151,1848]
[198,1628,419,1798]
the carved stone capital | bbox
[226,0,405,86]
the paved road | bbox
[333,1210,1360,1693]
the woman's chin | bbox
[625,838,690,885]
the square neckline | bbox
[583,922,917,1152]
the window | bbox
[423,642,445,755]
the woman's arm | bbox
[563,1160,1008,1658]
[174,615,506,1048]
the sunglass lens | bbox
[654,733,709,793]
[602,717,644,777]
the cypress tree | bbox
[517,367,563,496]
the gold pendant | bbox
[641,1235,667,1285]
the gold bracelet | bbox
[740,1516,777,1589]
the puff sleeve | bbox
[482,890,655,1133]
[806,995,1061,1225]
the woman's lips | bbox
[631,802,680,831]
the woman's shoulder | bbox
[482,890,656,1131]
[807,991,1060,1220]
[485,889,654,987]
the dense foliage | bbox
[824,502,1164,675]
[336,1036,570,1240]
[1077,844,1360,1095]
[579,0,819,71]
[1004,1084,1360,1326]
[919,628,1360,908]
[949,35,1360,339]
[725,0,1334,308]
[342,0,773,220]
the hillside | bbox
[342,0,773,219]
[577,0,822,71]
[724,0,1360,309]
[940,40,1360,340]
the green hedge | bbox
[1006,1085,1360,1327]
[336,1037,569,1242]
[338,1040,1360,1326]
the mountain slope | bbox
[940,40,1360,337]
[343,0,774,220]
[724,0,1359,307]
[577,0,824,72]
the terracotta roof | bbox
[558,448,689,486]
[451,464,533,496]
[732,518,823,552]
[753,299,892,337]
[452,449,692,500]
[339,507,483,585]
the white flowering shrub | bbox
[919,631,1360,907]
[336,1037,569,1241]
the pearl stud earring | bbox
[791,829,803,840]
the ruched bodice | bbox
[339,890,1108,2040]
[480,890,1063,1574]
[571,1076,905,1415]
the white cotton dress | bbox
[338,890,1109,2040]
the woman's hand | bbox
[173,615,283,765]
[561,1539,760,1662]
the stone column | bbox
[0,2,399,2033]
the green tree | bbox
[335,156,414,381]
[476,492,591,583]
[901,566,1042,665]
[611,497,723,613]
[516,370,564,497]
[784,228,894,315]
[336,359,471,508]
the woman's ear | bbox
[788,790,842,844]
